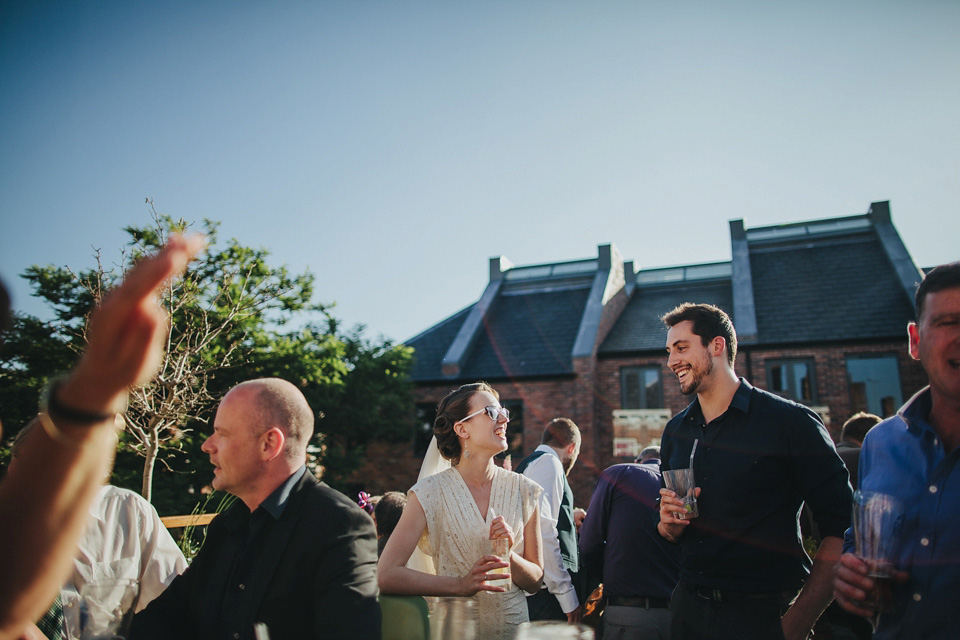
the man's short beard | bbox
[681,356,713,395]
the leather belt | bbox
[607,595,670,609]
[682,582,795,604]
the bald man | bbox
[131,378,381,640]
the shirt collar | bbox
[898,386,935,435]
[88,484,111,521]
[682,377,752,424]
[535,443,561,461]
[258,465,307,521]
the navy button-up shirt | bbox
[580,460,680,599]
[661,379,851,593]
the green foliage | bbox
[0,204,415,513]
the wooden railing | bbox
[160,513,217,529]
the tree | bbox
[0,204,415,511]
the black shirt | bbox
[217,466,307,640]
[661,379,851,593]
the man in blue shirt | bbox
[657,303,850,640]
[580,446,680,640]
[834,261,960,639]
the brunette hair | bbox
[661,302,738,367]
[840,411,881,443]
[541,417,580,448]
[433,381,498,465]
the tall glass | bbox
[482,537,511,578]
[852,490,902,625]
[516,621,594,639]
[430,597,476,640]
[77,579,139,640]
[663,468,698,519]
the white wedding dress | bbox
[411,465,542,640]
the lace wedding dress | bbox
[411,465,541,640]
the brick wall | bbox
[357,340,927,509]
[592,340,926,504]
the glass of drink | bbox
[77,579,139,640]
[663,468,698,519]
[852,490,902,620]
[481,537,511,580]
[430,597,476,640]
[517,621,595,639]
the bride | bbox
[378,382,544,640]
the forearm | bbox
[0,416,116,639]
[377,565,469,597]
[510,551,543,594]
[782,536,843,640]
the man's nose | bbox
[201,436,213,453]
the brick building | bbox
[364,201,930,506]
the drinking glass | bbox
[482,537,511,579]
[663,468,698,519]
[852,490,902,625]
[516,621,594,639]
[430,597,476,640]
[77,579,139,640]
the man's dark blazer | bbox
[131,469,381,640]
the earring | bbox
[463,445,470,460]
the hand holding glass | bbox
[663,468,698,519]
[852,490,902,615]
[481,537,511,580]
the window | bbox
[620,366,664,409]
[766,359,817,404]
[846,354,902,418]
[413,403,435,457]
[498,400,524,462]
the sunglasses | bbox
[460,405,510,423]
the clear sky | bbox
[2,0,958,344]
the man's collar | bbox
[257,465,307,521]
[899,386,934,435]
[729,377,752,413]
[683,377,751,423]
[535,443,561,461]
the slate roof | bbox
[407,307,470,381]
[750,231,915,343]
[408,285,592,382]
[599,279,734,354]
[459,287,592,379]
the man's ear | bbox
[261,427,286,461]
[908,322,920,361]
[710,336,726,358]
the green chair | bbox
[380,594,430,640]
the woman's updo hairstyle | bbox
[433,381,498,465]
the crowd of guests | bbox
[0,236,957,640]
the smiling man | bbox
[834,262,960,639]
[130,378,380,640]
[657,303,851,640]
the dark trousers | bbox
[670,584,791,640]
[526,588,567,621]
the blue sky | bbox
[1,1,958,343]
